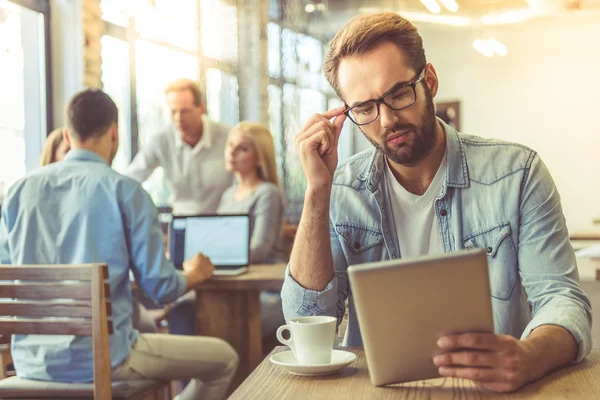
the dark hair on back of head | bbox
[66,89,118,141]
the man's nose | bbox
[379,104,398,130]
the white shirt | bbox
[125,116,233,215]
[384,152,447,258]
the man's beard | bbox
[362,85,438,167]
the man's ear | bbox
[111,124,119,142]
[63,128,72,147]
[424,63,439,99]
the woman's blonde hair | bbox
[40,128,67,166]
[229,122,279,186]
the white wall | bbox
[413,14,600,232]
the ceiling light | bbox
[487,38,507,56]
[420,0,441,14]
[472,39,494,57]
[397,10,472,26]
[305,3,315,13]
[439,0,459,13]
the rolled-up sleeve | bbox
[281,218,350,327]
[518,155,592,362]
[124,139,160,183]
[122,182,187,305]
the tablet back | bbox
[348,249,494,386]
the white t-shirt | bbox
[384,152,447,258]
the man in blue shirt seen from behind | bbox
[0,89,238,400]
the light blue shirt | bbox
[281,120,592,362]
[0,149,187,382]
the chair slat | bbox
[0,301,112,318]
[0,282,111,300]
[0,319,113,336]
[0,264,107,281]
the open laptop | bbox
[347,249,494,386]
[169,214,250,276]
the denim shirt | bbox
[281,120,592,362]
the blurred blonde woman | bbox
[217,122,285,263]
[40,128,70,166]
[217,122,286,338]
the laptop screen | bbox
[169,214,250,268]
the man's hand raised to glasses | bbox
[183,253,215,290]
[294,106,347,189]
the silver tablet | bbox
[348,249,494,386]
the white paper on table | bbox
[575,245,600,258]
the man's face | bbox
[166,89,205,138]
[338,41,439,167]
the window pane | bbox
[283,84,326,202]
[0,1,46,197]
[201,0,237,63]
[100,0,129,27]
[267,22,281,78]
[136,0,198,51]
[101,35,131,173]
[282,29,298,81]
[206,68,239,126]
[268,84,283,181]
[136,40,199,205]
[101,0,198,50]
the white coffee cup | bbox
[276,316,337,365]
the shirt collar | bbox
[63,149,109,165]
[174,115,213,152]
[364,117,469,193]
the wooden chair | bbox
[0,264,170,399]
[0,335,13,380]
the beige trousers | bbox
[112,334,238,400]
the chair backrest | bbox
[0,264,112,399]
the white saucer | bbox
[270,350,357,376]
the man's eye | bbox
[355,105,375,115]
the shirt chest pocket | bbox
[335,224,385,265]
[463,222,518,300]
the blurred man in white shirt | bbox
[126,78,233,215]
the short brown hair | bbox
[66,89,118,141]
[165,78,204,106]
[323,12,426,97]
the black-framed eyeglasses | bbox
[344,67,427,126]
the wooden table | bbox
[194,263,286,391]
[231,347,600,399]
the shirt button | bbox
[486,247,493,254]
[353,243,361,251]
[440,209,448,217]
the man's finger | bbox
[438,366,499,382]
[296,124,335,154]
[437,333,501,351]
[329,113,347,154]
[321,106,346,120]
[433,350,498,368]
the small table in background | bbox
[231,347,600,399]
[194,263,286,391]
